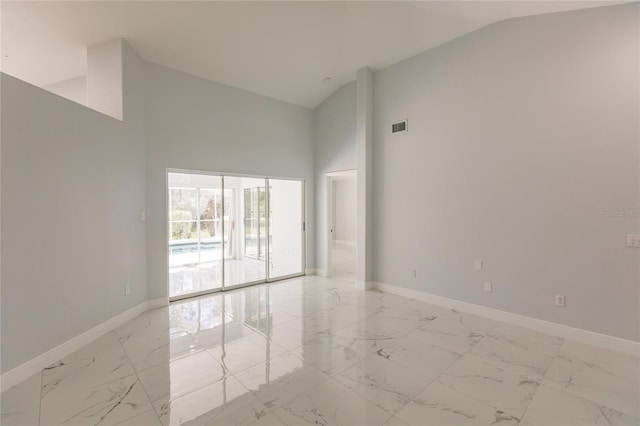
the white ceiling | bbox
[0,1,627,108]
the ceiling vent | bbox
[392,120,408,133]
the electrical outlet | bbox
[555,295,565,307]
[124,285,131,296]
[474,260,483,271]
[627,234,640,248]
[484,282,492,293]
[411,269,416,279]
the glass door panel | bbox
[243,187,269,260]
[243,188,258,258]
[223,176,267,288]
[168,172,304,300]
[168,172,223,299]
[198,188,223,263]
[268,179,304,280]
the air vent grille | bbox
[392,120,408,133]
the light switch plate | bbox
[475,260,483,271]
[627,234,640,248]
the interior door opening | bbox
[327,170,357,281]
[168,171,305,301]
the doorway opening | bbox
[326,170,357,280]
[167,170,305,301]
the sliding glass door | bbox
[224,176,267,289]
[168,171,305,300]
[168,173,224,298]
[268,178,304,279]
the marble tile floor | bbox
[169,258,267,299]
[2,275,638,426]
[330,243,355,280]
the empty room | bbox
[1,1,638,425]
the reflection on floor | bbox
[170,258,266,297]
[2,275,639,425]
[331,242,355,279]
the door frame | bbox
[325,169,357,277]
[166,168,306,302]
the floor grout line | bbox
[516,335,567,424]
[114,326,164,426]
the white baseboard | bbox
[147,297,169,310]
[333,240,356,247]
[372,281,640,358]
[307,268,328,277]
[1,300,155,392]
[355,280,374,291]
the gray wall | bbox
[144,64,314,299]
[373,3,640,341]
[313,82,357,272]
[0,42,147,373]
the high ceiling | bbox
[0,1,626,108]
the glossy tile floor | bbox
[330,243,355,280]
[169,258,266,298]
[2,275,639,426]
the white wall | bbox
[87,39,124,120]
[313,82,357,272]
[42,76,87,106]
[145,63,314,299]
[373,3,640,341]
[0,41,147,373]
[333,176,357,244]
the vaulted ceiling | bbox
[1,1,625,108]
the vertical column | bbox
[356,67,373,290]
[87,39,123,120]
[636,18,640,343]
